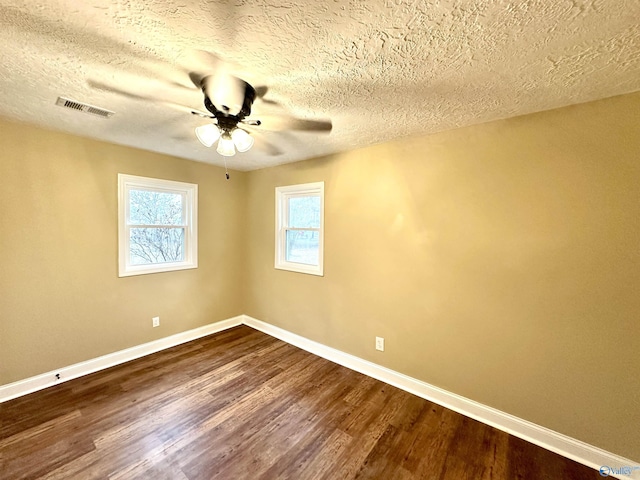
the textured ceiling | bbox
[0,0,639,170]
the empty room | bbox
[1,1,639,479]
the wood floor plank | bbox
[254,370,361,479]
[324,388,413,479]
[2,434,96,479]
[0,325,602,479]
[281,428,354,480]
[220,365,359,480]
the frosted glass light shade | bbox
[231,128,254,152]
[217,133,236,156]
[195,123,221,147]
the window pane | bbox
[130,190,183,225]
[130,227,185,265]
[288,195,320,228]
[286,229,319,265]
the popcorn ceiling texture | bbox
[0,0,639,170]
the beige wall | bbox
[2,92,639,461]
[244,92,640,460]
[0,119,246,385]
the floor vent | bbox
[55,97,114,118]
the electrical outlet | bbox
[152,316,160,328]
[375,336,384,351]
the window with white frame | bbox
[118,174,198,277]
[275,182,324,276]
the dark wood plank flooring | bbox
[0,325,600,479]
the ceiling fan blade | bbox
[169,133,194,142]
[254,115,332,133]
[252,135,284,156]
[255,86,268,98]
[254,86,280,107]
[188,50,230,72]
[157,78,199,95]
[188,71,207,90]
[88,80,213,117]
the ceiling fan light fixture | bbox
[195,123,221,147]
[217,132,236,156]
[231,128,254,152]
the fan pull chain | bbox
[224,157,230,180]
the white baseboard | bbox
[242,315,639,480]
[2,313,637,479]
[0,316,243,403]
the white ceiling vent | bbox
[55,97,114,118]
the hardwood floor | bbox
[1,326,600,479]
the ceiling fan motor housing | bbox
[204,81,257,131]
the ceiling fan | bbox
[89,52,333,162]
[188,69,333,159]
[191,72,261,156]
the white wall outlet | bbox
[375,336,385,351]
[152,316,160,328]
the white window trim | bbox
[275,181,324,276]
[118,174,198,277]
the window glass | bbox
[285,230,320,265]
[129,190,183,225]
[129,228,185,265]
[288,196,320,228]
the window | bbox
[275,182,324,276]
[118,174,197,277]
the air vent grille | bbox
[55,97,114,118]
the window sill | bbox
[118,262,198,277]
[274,262,323,276]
